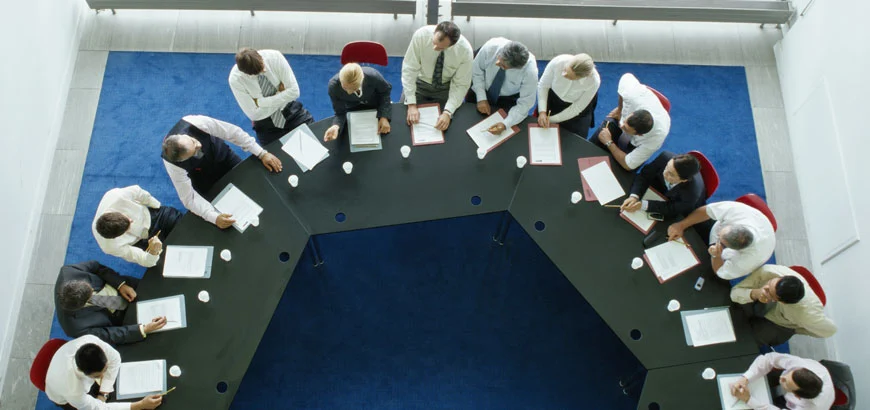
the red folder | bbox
[468,109,521,152]
[642,241,701,284]
[577,156,611,202]
[619,187,666,235]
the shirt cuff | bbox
[139,325,147,338]
[205,210,220,225]
[404,94,417,105]
[641,200,649,212]
[144,251,160,267]
[149,199,161,209]
[249,144,265,158]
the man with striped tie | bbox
[229,48,314,145]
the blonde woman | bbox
[536,53,600,138]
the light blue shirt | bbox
[471,37,539,127]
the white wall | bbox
[776,0,870,388]
[0,0,87,387]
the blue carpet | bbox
[38,51,765,408]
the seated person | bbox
[467,38,538,135]
[589,73,671,170]
[161,115,282,229]
[45,335,163,410]
[620,151,705,219]
[536,53,600,138]
[731,264,836,347]
[55,261,168,345]
[667,201,775,280]
[323,63,393,142]
[92,185,181,268]
[730,352,834,409]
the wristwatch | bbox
[605,140,614,148]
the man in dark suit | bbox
[55,261,166,345]
[323,62,392,142]
[620,151,706,219]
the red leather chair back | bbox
[340,41,388,66]
[789,265,827,306]
[834,386,849,406]
[735,193,778,232]
[30,339,68,391]
[646,86,671,113]
[687,151,719,199]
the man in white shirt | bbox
[45,335,162,410]
[589,73,671,170]
[729,353,834,410]
[161,115,282,229]
[229,48,314,145]
[92,186,181,268]
[667,201,776,280]
[468,38,538,135]
[402,21,474,131]
[537,53,601,138]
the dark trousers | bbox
[545,89,598,139]
[253,100,315,146]
[589,118,635,154]
[57,382,101,409]
[464,89,520,114]
[133,206,183,249]
[740,302,796,347]
[401,79,451,107]
[191,152,242,201]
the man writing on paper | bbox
[620,151,705,219]
[161,115,282,229]
[93,186,182,268]
[536,53,600,138]
[730,352,834,409]
[731,265,837,346]
[589,73,670,171]
[402,21,473,131]
[467,38,538,135]
[45,335,163,410]
[323,63,393,142]
[667,201,775,280]
[229,48,314,145]
[55,261,167,345]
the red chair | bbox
[687,151,719,199]
[789,265,827,306]
[30,339,68,391]
[340,41,388,66]
[646,86,671,113]
[735,193,778,232]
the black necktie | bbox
[433,52,445,87]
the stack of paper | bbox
[466,110,519,152]
[620,188,666,234]
[643,240,700,283]
[681,307,737,347]
[579,161,625,205]
[528,124,562,165]
[212,184,263,233]
[163,246,213,278]
[116,360,167,400]
[717,373,773,409]
[348,110,382,152]
[279,124,329,172]
[136,295,187,333]
[411,103,445,145]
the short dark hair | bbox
[776,276,806,304]
[75,343,107,375]
[435,21,461,46]
[162,134,188,162]
[792,368,824,399]
[497,41,530,69]
[720,224,753,250]
[96,212,130,239]
[235,48,264,75]
[672,154,700,180]
[626,110,654,135]
[59,281,93,311]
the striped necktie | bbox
[433,51,445,87]
[257,74,287,128]
[90,294,128,313]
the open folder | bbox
[136,295,187,333]
[348,109,382,151]
[115,360,167,400]
[411,103,445,146]
[681,307,737,347]
[279,124,329,172]
[577,156,611,201]
[620,188,666,234]
[717,373,773,410]
[466,109,520,152]
[212,183,263,233]
[528,124,562,166]
[579,161,625,205]
[643,240,700,283]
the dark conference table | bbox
[121,103,761,409]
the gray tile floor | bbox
[1,8,829,408]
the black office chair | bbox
[820,359,856,410]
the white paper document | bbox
[411,105,445,145]
[348,110,381,147]
[528,126,561,165]
[621,189,667,233]
[212,184,263,233]
[280,124,329,172]
[116,360,166,400]
[579,161,625,205]
[466,111,516,152]
[163,245,213,278]
[682,308,736,347]
[644,240,700,282]
[136,295,187,333]
[717,373,773,410]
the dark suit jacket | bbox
[328,66,392,131]
[54,261,144,345]
[629,151,706,219]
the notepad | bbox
[466,109,520,152]
[528,124,562,165]
[136,295,187,333]
[681,307,736,347]
[411,103,445,146]
[620,188,666,234]
[279,124,329,172]
[348,109,381,148]
[579,161,625,205]
[116,360,167,400]
[643,240,700,283]
[717,373,773,409]
[162,245,213,278]
[212,183,263,233]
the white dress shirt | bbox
[537,55,601,123]
[706,201,776,280]
[45,335,128,410]
[742,353,834,410]
[163,115,264,225]
[401,25,474,115]
[92,185,161,267]
[471,37,539,128]
[229,49,301,121]
[617,73,671,169]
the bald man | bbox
[323,63,393,142]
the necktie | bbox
[433,51,445,87]
[257,74,287,128]
[90,294,128,312]
[486,68,506,105]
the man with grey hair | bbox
[667,201,776,280]
[161,115,282,229]
[468,38,539,134]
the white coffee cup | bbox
[198,290,210,303]
[169,365,182,378]
[220,249,231,262]
[477,148,487,159]
[342,161,353,174]
[516,156,527,168]
[288,174,299,187]
[250,217,260,227]
[571,191,583,204]
[667,299,681,312]
[702,368,716,380]
[631,257,644,270]
[400,145,411,158]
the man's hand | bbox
[278,82,285,92]
[406,104,420,125]
[607,107,622,121]
[216,213,236,229]
[597,126,613,145]
[97,394,108,402]
[621,197,642,212]
[260,152,282,173]
[118,284,137,303]
[729,377,751,402]
[708,242,723,258]
[323,125,339,142]
[537,112,550,128]
[667,223,685,241]
[435,112,451,131]
[143,316,167,334]
[751,288,771,304]
[146,235,162,256]
[488,122,506,135]
[476,101,492,116]
[378,117,391,134]
[132,394,163,410]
